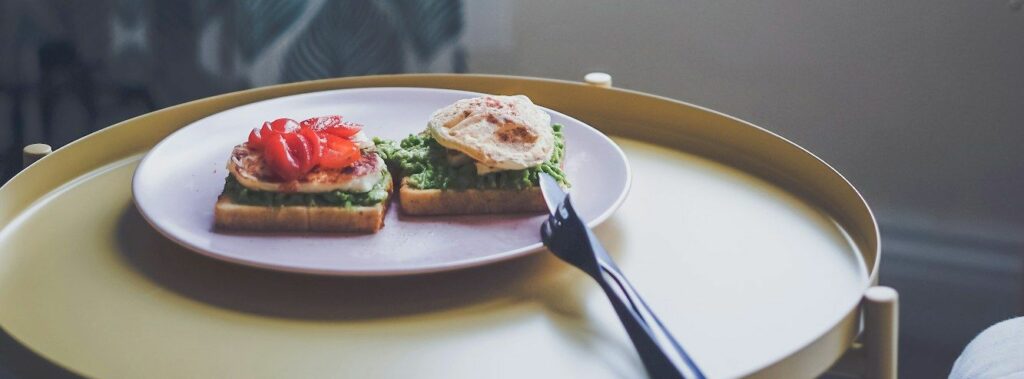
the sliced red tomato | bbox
[302,115,362,138]
[322,122,362,138]
[249,118,298,150]
[299,126,321,167]
[263,133,303,181]
[258,123,276,143]
[299,114,339,128]
[265,131,320,180]
[300,115,341,130]
[290,131,321,174]
[250,116,360,175]
[319,134,361,169]
[268,118,299,133]
[247,127,263,148]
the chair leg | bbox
[864,286,899,379]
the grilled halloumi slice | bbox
[228,141,385,193]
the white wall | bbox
[464,0,1024,239]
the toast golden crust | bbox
[214,180,392,233]
[398,178,546,215]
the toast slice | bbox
[214,179,392,233]
[398,178,546,215]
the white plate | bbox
[132,87,630,275]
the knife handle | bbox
[588,233,706,379]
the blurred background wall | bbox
[468,0,1024,238]
[1,1,1021,377]
[466,2,1024,377]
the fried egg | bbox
[428,95,554,172]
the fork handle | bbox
[588,234,705,379]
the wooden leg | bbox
[864,286,899,379]
[23,144,52,169]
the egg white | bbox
[428,95,554,172]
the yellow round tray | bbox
[0,74,878,378]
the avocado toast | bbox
[378,95,569,215]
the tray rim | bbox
[0,73,880,379]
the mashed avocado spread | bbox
[221,171,390,207]
[376,124,569,190]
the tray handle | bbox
[584,72,613,88]
[826,285,900,378]
[23,144,52,169]
[864,286,899,378]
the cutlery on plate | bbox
[539,173,705,379]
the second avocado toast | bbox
[378,94,569,216]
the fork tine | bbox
[549,216,563,232]
[554,202,569,221]
[543,218,563,246]
[562,195,576,214]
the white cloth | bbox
[950,317,1024,379]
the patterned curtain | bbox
[0,0,465,181]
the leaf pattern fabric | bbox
[0,0,465,182]
[282,1,405,82]
[236,0,306,61]
[393,0,464,61]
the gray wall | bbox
[463,2,1024,377]
[465,0,1024,239]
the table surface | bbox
[0,75,878,378]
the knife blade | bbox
[538,173,567,214]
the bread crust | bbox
[214,180,392,233]
[398,178,546,215]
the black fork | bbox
[541,196,705,379]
